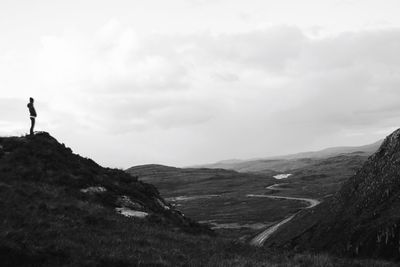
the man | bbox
[27,97,37,135]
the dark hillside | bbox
[0,132,211,266]
[265,129,400,260]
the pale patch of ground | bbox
[116,207,148,218]
[273,174,293,179]
[80,186,107,193]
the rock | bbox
[116,195,144,210]
[80,186,107,194]
[156,198,170,210]
[115,207,148,218]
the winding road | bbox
[248,183,321,247]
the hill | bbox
[198,140,382,174]
[264,129,400,260]
[126,164,277,197]
[278,140,383,160]
[0,133,216,266]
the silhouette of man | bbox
[27,97,37,135]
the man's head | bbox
[29,97,34,103]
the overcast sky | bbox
[1,0,400,168]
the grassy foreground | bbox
[1,185,395,267]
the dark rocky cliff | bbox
[265,129,400,260]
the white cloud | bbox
[2,16,400,166]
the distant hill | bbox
[266,140,383,160]
[126,164,277,197]
[264,129,400,260]
[196,140,383,174]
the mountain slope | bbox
[264,129,400,260]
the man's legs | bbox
[30,117,35,135]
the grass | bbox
[3,178,394,266]
[169,194,305,239]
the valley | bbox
[127,143,377,241]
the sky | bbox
[1,0,400,168]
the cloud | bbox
[281,29,400,127]
[4,21,400,166]
[34,24,400,132]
